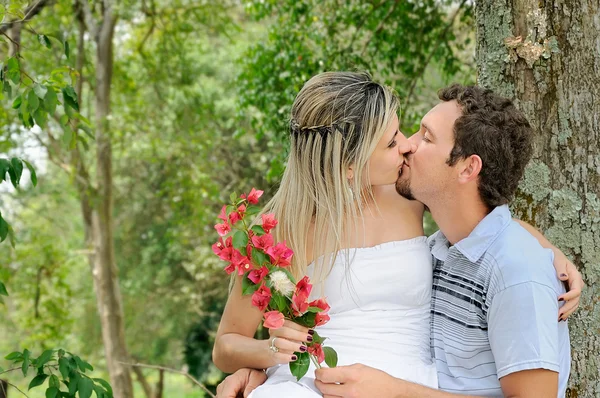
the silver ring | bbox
[269,337,279,353]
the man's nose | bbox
[398,138,415,155]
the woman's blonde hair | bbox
[264,71,399,282]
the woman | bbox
[212,72,579,397]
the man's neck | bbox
[429,195,490,245]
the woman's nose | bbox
[397,137,414,155]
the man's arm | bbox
[315,365,482,398]
[315,365,558,398]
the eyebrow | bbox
[387,130,399,146]
[421,122,436,137]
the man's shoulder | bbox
[483,220,557,289]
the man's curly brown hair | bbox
[439,84,534,209]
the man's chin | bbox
[395,179,415,200]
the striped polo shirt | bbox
[428,205,571,396]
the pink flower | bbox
[247,188,264,205]
[295,276,312,300]
[225,250,252,275]
[261,213,278,234]
[291,292,309,316]
[314,312,330,327]
[251,233,274,251]
[263,310,285,329]
[309,298,330,313]
[212,237,233,261]
[218,205,228,222]
[308,343,325,363]
[229,204,246,225]
[266,242,293,267]
[248,266,269,284]
[215,222,230,237]
[252,285,272,311]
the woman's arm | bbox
[212,276,310,373]
[514,219,584,319]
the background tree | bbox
[476,1,599,396]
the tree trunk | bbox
[153,369,164,398]
[89,3,134,398]
[476,1,600,396]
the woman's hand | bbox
[552,247,585,321]
[266,320,313,364]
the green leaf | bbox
[250,225,265,235]
[294,312,316,328]
[0,159,9,181]
[0,215,8,243]
[22,349,31,376]
[58,357,70,379]
[78,376,93,398]
[27,89,39,112]
[44,87,58,114]
[246,206,261,216]
[251,248,270,267]
[289,351,310,381]
[38,34,52,49]
[232,230,249,250]
[10,157,23,186]
[3,80,12,97]
[61,125,73,148]
[0,281,7,296]
[323,347,338,368]
[93,385,106,398]
[229,192,238,203]
[34,83,48,99]
[7,57,20,84]
[28,373,48,390]
[306,306,323,313]
[92,378,113,396]
[270,292,288,312]
[46,386,59,398]
[241,272,260,296]
[310,330,326,345]
[5,351,22,361]
[22,159,37,187]
[68,371,79,395]
[64,40,70,59]
[12,94,22,109]
[61,86,79,112]
[34,108,48,128]
[50,374,60,388]
[36,349,54,368]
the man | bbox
[216,85,580,397]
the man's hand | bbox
[552,247,585,320]
[216,368,267,398]
[315,364,402,398]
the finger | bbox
[314,379,345,397]
[559,288,581,302]
[283,320,311,333]
[269,327,312,343]
[315,367,348,384]
[272,351,299,365]
[243,371,267,398]
[271,337,307,354]
[559,299,579,320]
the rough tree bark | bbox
[476,1,599,396]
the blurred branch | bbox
[361,0,399,56]
[402,0,468,127]
[77,0,98,38]
[345,0,387,52]
[0,0,51,35]
[122,362,216,398]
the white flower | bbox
[269,270,295,297]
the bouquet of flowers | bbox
[212,188,338,380]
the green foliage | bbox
[238,0,475,176]
[2,348,112,397]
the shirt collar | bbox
[430,205,513,263]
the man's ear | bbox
[457,154,482,184]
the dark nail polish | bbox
[558,298,565,302]
[300,345,307,352]
[292,355,298,361]
[308,329,315,335]
[307,335,313,342]
[560,273,567,278]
